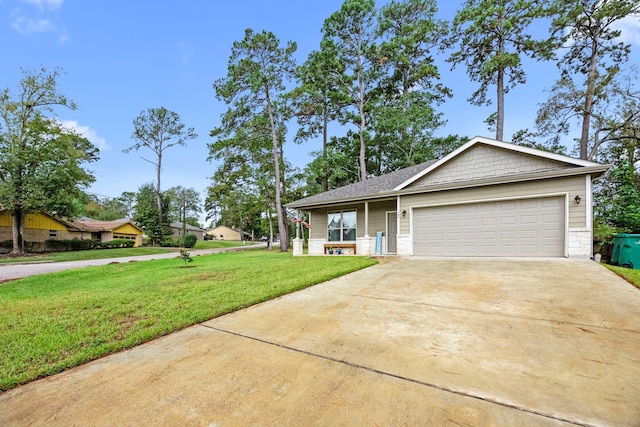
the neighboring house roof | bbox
[70,218,144,233]
[170,222,204,232]
[287,136,610,209]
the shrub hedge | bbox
[0,238,135,253]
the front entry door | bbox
[386,211,397,254]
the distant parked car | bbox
[260,236,268,241]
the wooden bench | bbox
[324,243,356,255]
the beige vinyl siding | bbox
[409,144,572,188]
[308,200,396,239]
[367,200,396,235]
[399,176,586,234]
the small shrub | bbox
[178,248,193,267]
[98,239,135,249]
[45,239,98,252]
[183,234,197,248]
[160,237,180,247]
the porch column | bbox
[293,209,303,256]
[364,201,369,237]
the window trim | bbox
[327,210,357,242]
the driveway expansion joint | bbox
[200,323,594,427]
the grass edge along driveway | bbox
[0,251,377,391]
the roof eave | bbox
[289,165,610,210]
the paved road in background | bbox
[0,243,267,282]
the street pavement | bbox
[0,243,266,281]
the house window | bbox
[49,230,57,238]
[328,210,356,242]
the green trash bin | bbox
[612,234,640,269]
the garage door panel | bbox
[413,197,565,257]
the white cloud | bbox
[60,120,111,152]
[21,0,63,11]
[57,26,68,43]
[614,15,640,46]
[176,42,194,67]
[12,16,55,34]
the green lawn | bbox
[193,240,257,249]
[0,251,377,391]
[605,264,640,289]
[0,247,174,264]
[0,241,255,264]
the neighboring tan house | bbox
[205,225,251,241]
[0,212,144,248]
[170,222,204,240]
[287,136,610,258]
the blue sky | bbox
[2,0,639,222]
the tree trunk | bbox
[156,151,163,242]
[11,208,24,255]
[181,192,187,241]
[265,87,289,252]
[496,68,505,141]
[496,26,505,142]
[323,105,329,192]
[580,37,599,160]
[267,207,273,251]
[358,67,367,181]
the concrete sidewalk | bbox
[0,243,266,281]
[1,258,638,426]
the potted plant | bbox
[327,247,334,255]
[336,248,342,255]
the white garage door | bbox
[412,197,565,257]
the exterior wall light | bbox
[402,210,407,217]
[574,195,581,204]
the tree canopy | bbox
[124,106,197,240]
[0,68,98,254]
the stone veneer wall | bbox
[567,229,592,258]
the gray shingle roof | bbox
[287,160,437,208]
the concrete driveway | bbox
[1,258,639,426]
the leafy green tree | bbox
[373,0,451,172]
[595,160,640,233]
[166,186,201,239]
[448,0,553,140]
[303,136,362,195]
[206,129,278,246]
[541,0,640,159]
[290,49,345,192]
[118,191,136,218]
[322,0,383,181]
[124,107,197,239]
[212,29,297,252]
[133,183,170,245]
[0,68,98,254]
[97,197,128,221]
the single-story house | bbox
[205,225,251,241]
[0,212,144,248]
[287,136,610,258]
[170,222,205,240]
[69,218,144,247]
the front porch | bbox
[292,199,401,257]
